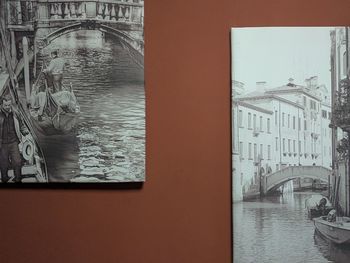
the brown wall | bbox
[1,0,350,262]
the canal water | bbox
[33,30,144,182]
[234,192,350,263]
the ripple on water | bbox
[37,30,145,182]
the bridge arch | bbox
[35,20,144,67]
[264,166,332,194]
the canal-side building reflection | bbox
[232,77,332,201]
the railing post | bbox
[57,3,63,18]
[111,4,117,21]
[64,3,70,19]
[70,3,77,18]
[97,3,103,19]
[104,3,110,20]
[118,5,124,21]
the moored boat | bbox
[29,67,80,136]
[314,216,350,245]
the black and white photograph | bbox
[232,27,350,262]
[0,0,144,183]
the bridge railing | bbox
[6,0,144,26]
[36,0,144,25]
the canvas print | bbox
[0,0,144,183]
[232,27,350,262]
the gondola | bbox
[29,66,80,136]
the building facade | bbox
[232,78,332,201]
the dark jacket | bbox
[0,107,28,145]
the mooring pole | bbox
[22,37,31,103]
[33,36,37,78]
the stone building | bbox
[232,78,332,201]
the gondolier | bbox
[43,50,66,93]
[0,95,29,183]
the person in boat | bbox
[43,50,66,93]
[0,95,29,183]
[316,197,327,215]
[327,209,336,222]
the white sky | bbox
[231,27,335,94]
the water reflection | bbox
[233,193,350,263]
[35,30,144,182]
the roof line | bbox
[235,94,305,109]
[233,101,273,114]
[265,87,321,101]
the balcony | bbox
[6,0,37,30]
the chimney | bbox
[305,78,311,89]
[232,80,245,97]
[310,76,318,89]
[256,81,267,91]
[288,78,294,85]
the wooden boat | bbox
[29,67,80,136]
[314,216,350,245]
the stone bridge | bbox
[5,0,144,66]
[263,165,332,194]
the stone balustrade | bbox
[39,0,144,24]
[6,0,144,25]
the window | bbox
[260,144,263,159]
[275,111,278,125]
[304,140,307,154]
[293,140,296,153]
[253,114,257,130]
[282,113,285,127]
[293,116,295,129]
[310,100,316,110]
[248,143,252,159]
[239,142,243,158]
[322,110,327,118]
[299,140,301,153]
[303,96,307,106]
[298,117,301,131]
[268,145,271,160]
[288,114,290,128]
[238,110,243,127]
[267,118,270,133]
[248,113,252,129]
[275,137,278,151]
[254,143,257,161]
[328,112,331,120]
[260,116,263,131]
[288,139,291,152]
[304,120,307,131]
[283,138,285,152]
[276,164,279,171]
